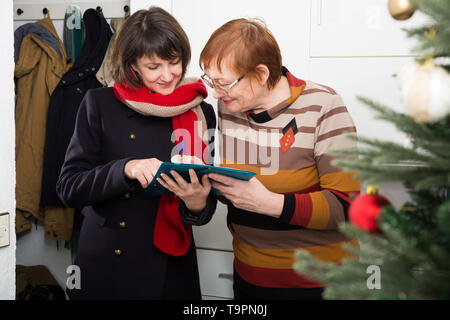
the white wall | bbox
[0,0,16,301]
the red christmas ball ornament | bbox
[349,186,391,233]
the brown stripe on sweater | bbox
[315,154,342,175]
[267,101,290,119]
[318,112,356,137]
[222,135,315,170]
[267,80,307,117]
[317,83,337,95]
[220,105,324,130]
[221,125,315,151]
[220,111,317,134]
[220,112,282,133]
[299,126,316,134]
[220,116,318,144]
[283,105,322,115]
[301,88,332,96]
[316,106,349,126]
[218,110,248,122]
[232,223,352,249]
[322,190,346,230]
[219,112,251,128]
[317,127,356,143]
[314,133,357,158]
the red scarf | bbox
[113,78,208,256]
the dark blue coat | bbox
[56,87,216,299]
[41,8,112,207]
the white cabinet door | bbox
[193,202,233,251]
[172,0,311,83]
[310,56,414,144]
[196,249,234,299]
[310,0,429,57]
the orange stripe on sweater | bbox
[307,192,330,229]
[233,237,359,269]
[234,258,323,288]
[221,160,320,194]
[320,171,360,192]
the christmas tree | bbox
[294,0,450,300]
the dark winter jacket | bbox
[41,8,112,208]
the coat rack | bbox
[14,1,130,20]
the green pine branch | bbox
[408,0,450,57]
[327,97,450,191]
[294,0,450,300]
[295,221,450,299]
[356,97,450,143]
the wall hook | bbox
[43,8,48,15]
[17,8,23,15]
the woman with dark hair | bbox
[57,7,216,300]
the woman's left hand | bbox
[157,169,212,213]
[208,174,284,218]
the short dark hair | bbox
[111,7,191,89]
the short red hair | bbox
[199,18,282,90]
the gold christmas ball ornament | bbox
[388,0,416,20]
[397,60,450,123]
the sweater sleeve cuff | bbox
[278,194,295,224]
[179,193,217,226]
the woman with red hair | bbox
[193,17,360,300]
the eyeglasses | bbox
[201,73,245,94]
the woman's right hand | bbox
[124,158,162,189]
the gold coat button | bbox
[119,221,126,228]
[124,193,131,199]
[114,249,122,256]
[129,134,136,140]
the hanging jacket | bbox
[14,22,61,63]
[41,9,112,210]
[63,4,85,64]
[14,16,70,234]
[96,17,126,87]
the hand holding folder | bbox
[144,162,256,196]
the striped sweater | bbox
[218,67,360,297]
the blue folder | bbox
[144,162,256,196]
